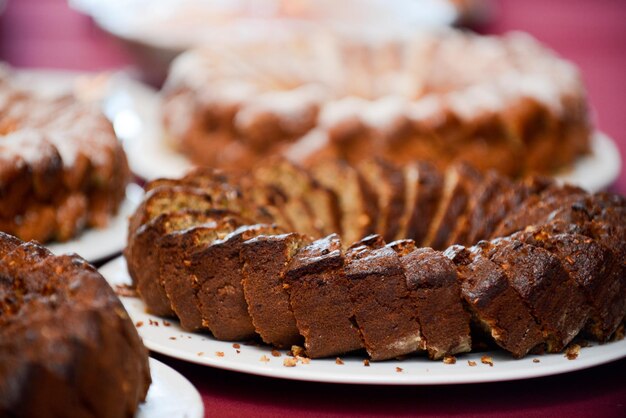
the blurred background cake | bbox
[161,29,590,177]
[0,66,131,243]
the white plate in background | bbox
[100,256,626,386]
[140,357,204,418]
[46,184,143,263]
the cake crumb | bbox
[169,336,176,340]
[363,359,370,367]
[335,357,344,365]
[216,351,224,357]
[443,355,456,365]
[396,367,403,373]
[135,321,144,328]
[197,352,204,356]
[481,355,494,367]
[290,345,305,357]
[532,358,540,363]
[271,350,281,357]
[260,355,270,363]
[163,320,171,327]
[565,344,581,360]
[283,358,297,367]
[467,360,477,367]
[298,356,311,365]
[236,350,241,354]
[148,319,159,327]
[232,343,241,349]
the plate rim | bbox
[141,357,204,418]
[100,256,626,386]
[45,183,144,263]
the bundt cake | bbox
[162,29,591,177]
[0,66,131,243]
[0,232,151,417]
[125,160,625,362]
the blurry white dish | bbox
[47,184,143,263]
[69,0,483,82]
[70,0,463,52]
[139,358,204,418]
[100,256,626,386]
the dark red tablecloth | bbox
[1,1,625,417]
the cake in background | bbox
[162,29,590,177]
[0,66,131,243]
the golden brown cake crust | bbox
[0,232,150,418]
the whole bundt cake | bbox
[125,159,625,361]
[0,66,131,243]
[0,232,151,417]
[162,29,590,177]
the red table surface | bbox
[1,1,625,417]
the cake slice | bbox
[159,217,243,331]
[125,209,236,317]
[471,176,552,242]
[447,171,512,247]
[491,184,588,239]
[512,226,624,341]
[389,242,471,359]
[284,234,363,358]
[344,242,421,360]
[481,239,589,352]
[310,159,377,245]
[192,224,283,340]
[444,245,544,358]
[144,166,231,192]
[423,162,482,250]
[357,158,406,242]
[240,233,311,348]
[252,159,324,237]
[128,185,216,238]
[394,163,419,241]
[404,161,443,245]
[241,179,295,232]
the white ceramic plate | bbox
[140,357,204,418]
[46,184,143,263]
[113,78,622,191]
[100,256,626,385]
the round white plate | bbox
[100,256,626,385]
[112,78,622,191]
[140,357,204,418]
[46,184,143,263]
